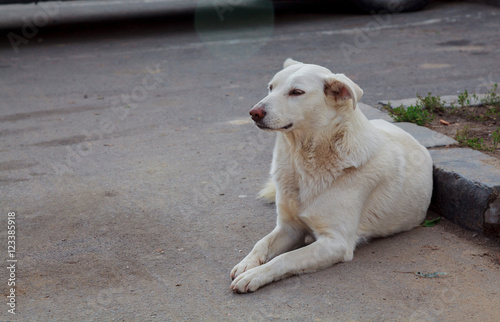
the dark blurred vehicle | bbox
[0,0,432,13]
[352,0,432,12]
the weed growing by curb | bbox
[481,83,500,107]
[386,84,500,154]
[457,89,471,107]
[385,92,444,126]
[492,128,500,150]
[455,126,489,151]
[387,103,434,126]
[417,92,445,113]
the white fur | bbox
[230,59,433,293]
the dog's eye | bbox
[289,89,305,96]
[268,85,273,91]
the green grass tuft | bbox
[386,104,434,126]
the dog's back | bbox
[356,119,433,238]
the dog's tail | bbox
[258,179,276,203]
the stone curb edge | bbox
[359,102,500,237]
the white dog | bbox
[230,59,433,293]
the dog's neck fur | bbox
[279,105,382,173]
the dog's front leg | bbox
[230,234,354,293]
[230,220,304,280]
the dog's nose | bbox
[249,107,266,122]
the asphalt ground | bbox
[0,0,499,320]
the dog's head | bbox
[249,58,363,132]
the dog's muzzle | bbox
[249,104,293,131]
[249,106,266,122]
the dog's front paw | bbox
[230,267,271,293]
[230,257,262,280]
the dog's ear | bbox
[324,74,363,109]
[283,58,302,69]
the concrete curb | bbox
[378,94,488,109]
[360,102,500,236]
[430,148,500,235]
